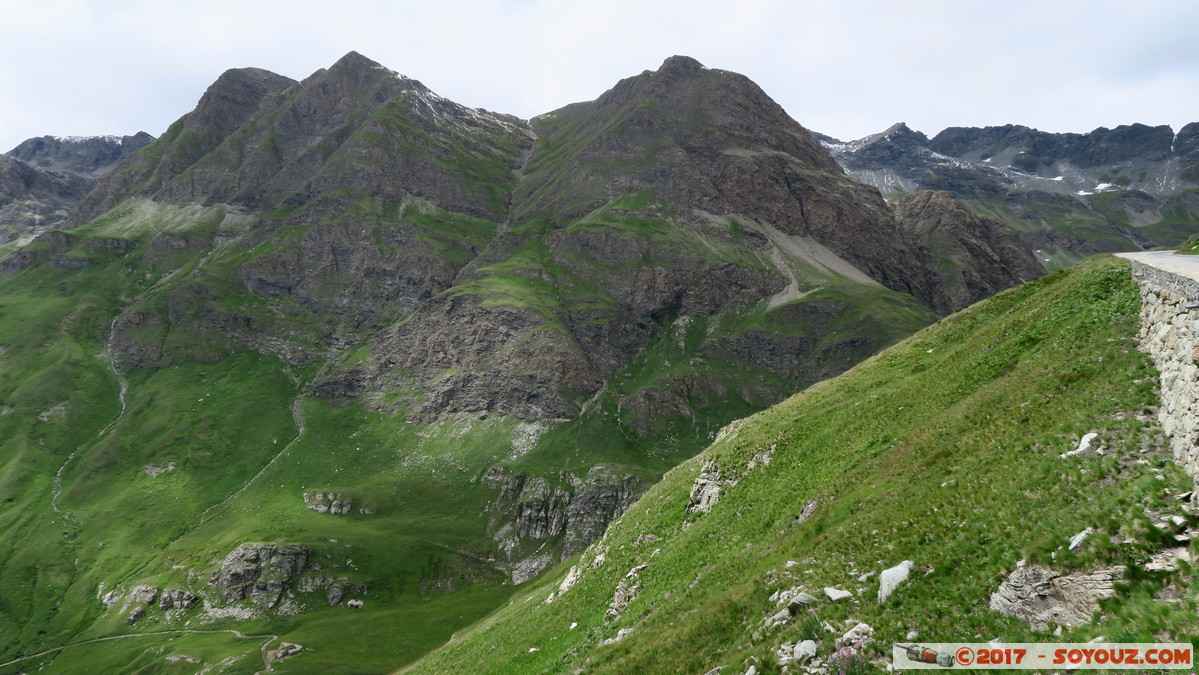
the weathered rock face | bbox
[1128,260,1199,482]
[687,459,735,515]
[0,155,92,244]
[364,298,605,421]
[989,564,1124,628]
[159,589,197,610]
[210,543,310,607]
[895,190,1045,314]
[8,133,154,178]
[486,465,641,581]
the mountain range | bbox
[0,52,1194,673]
[821,121,1199,267]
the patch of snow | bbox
[53,135,121,144]
[1095,183,1113,191]
[1052,176,1064,181]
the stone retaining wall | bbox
[1130,260,1199,481]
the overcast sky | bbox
[2,0,1196,152]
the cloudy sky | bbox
[2,0,1196,152]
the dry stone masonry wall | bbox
[1129,259,1199,483]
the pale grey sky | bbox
[2,0,1196,152]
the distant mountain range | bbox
[820,121,1199,266]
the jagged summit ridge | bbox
[8,132,154,177]
[822,118,1199,262]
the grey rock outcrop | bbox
[486,465,641,581]
[824,587,853,601]
[275,642,303,659]
[303,492,353,515]
[989,564,1124,628]
[210,543,310,607]
[605,564,647,622]
[878,560,914,602]
[129,585,159,605]
[158,589,196,610]
[687,459,736,515]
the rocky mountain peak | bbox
[826,121,934,174]
[656,54,707,77]
[1174,122,1199,160]
[199,67,299,131]
[330,49,379,71]
[315,49,424,92]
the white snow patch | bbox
[1052,176,1064,181]
[53,135,121,144]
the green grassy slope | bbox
[404,257,1198,674]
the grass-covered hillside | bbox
[405,257,1199,674]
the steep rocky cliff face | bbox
[823,122,1199,267]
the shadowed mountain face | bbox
[0,53,1046,671]
[822,122,1199,268]
[0,134,153,245]
[8,133,154,178]
[510,56,933,303]
[895,190,1045,315]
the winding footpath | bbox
[35,256,294,673]
[49,264,189,516]
[0,628,280,673]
